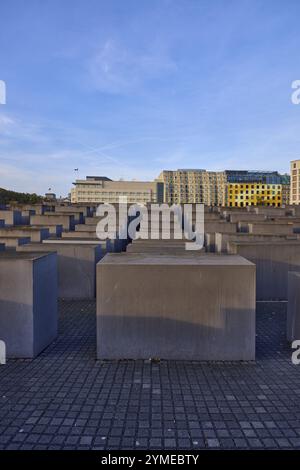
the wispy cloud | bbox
[86,39,177,94]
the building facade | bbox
[225,170,289,185]
[290,160,300,205]
[71,176,164,204]
[157,169,227,206]
[226,182,282,207]
[282,184,290,206]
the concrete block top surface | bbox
[99,253,254,266]
[43,239,102,245]
[229,240,300,246]
[0,251,54,261]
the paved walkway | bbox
[0,301,300,450]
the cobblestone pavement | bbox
[0,300,300,450]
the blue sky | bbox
[0,0,300,196]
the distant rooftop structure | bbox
[86,176,112,181]
[45,192,56,201]
[225,170,290,185]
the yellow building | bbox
[157,169,226,206]
[226,183,282,207]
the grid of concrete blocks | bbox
[0,202,300,448]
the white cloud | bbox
[87,39,177,94]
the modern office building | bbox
[226,182,282,207]
[225,170,290,185]
[71,176,164,204]
[157,169,227,206]
[290,160,300,205]
[225,170,289,207]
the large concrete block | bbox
[0,210,22,226]
[0,252,57,358]
[126,240,204,253]
[228,213,266,223]
[17,242,103,299]
[246,222,294,235]
[0,236,31,248]
[31,214,75,231]
[97,253,256,361]
[287,272,300,342]
[0,226,50,242]
[54,205,92,217]
[215,232,298,253]
[75,224,98,232]
[61,231,125,251]
[204,221,237,234]
[45,210,84,224]
[228,241,300,300]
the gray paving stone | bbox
[0,300,299,449]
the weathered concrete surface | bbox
[254,207,292,217]
[75,224,98,232]
[0,210,22,226]
[31,214,76,231]
[126,240,205,253]
[17,242,103,299]
[41,224,63,237]
[50,237,114,252]
[204,221,237,234]
[0,226,50,242]
[246,222,294,235]
[226,213,266,223]
[53,205,93,217]
[9,204,53,215]
[215,232,299,253]
[97,253,256,361]
[0,251,57,358]
[45,211,84,224]
[61,231,125,252]
[228,241,300,300]
[20,209,35,225]
[287,272,300,342]
[0,236,31,248]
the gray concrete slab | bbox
[287,271,300,342]
[0,236,31,248]
[228,240,300,300]
[0,251,57,358]
[97,253,256,361]
[246,222,294,235]
[215,232,299,253]
[31,214,76,231]
[0,226,50,242]
[17,242,103,299]
[0,210,22,226]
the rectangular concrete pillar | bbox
[228,241,300,300]
[17,242,103,299]
[97,253,256,361]
[0,252,58,358]
[287,272,300,342]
